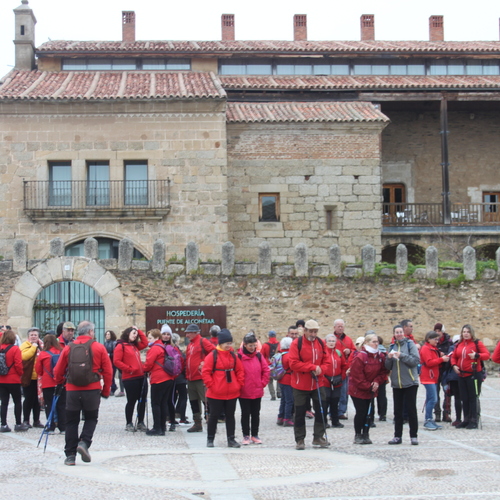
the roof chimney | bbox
[360,14,375,41]
[294,14,307,41]
[122,11,136,42]
[221,14,235,41]
[13,0,37,70]
[429,15,444,41]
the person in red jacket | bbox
[113,326,149,432]
[0,329,29,432]
[261,330,280,400]
[288,319,333,450]
[35,334,65,433]
[185,323,215,433]
[202,328,244,448]
[492,340,500,365]
[277,337,294,427]
[238,332,270,445]
[143,329,175,436]
[57,321,76,348]
[348,334,388,445]
[451,324,490,429]
[209,325,221,346]
[54,321,112,466]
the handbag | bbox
[328,374,343,387]
[21,351,37,387]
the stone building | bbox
[1,2,500,336]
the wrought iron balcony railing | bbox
[24,179,171,221]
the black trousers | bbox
[151,380,173,432]
[22,379,40,424]
[0,383,22,426]
[392,385,418,438]
[323,385,341,424]
[377,381,388,418]
[207,397,237,439]
[239,397,262,437]
[351,396,373,435]
[123,377,148,425]
[65,389,101,457]
[458,375,481,423]
[42,386,66,431]
[175,381,188,420]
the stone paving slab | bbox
[1,376,500,500]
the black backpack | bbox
[0,345,14,376]
[266,341,278,358]
[67,339,100,386]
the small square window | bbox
[259,194,280,222]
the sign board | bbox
[146,305,227,337]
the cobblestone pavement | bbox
[1,376,500,500]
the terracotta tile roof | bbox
[0,71,226,100]
[220,75,500,90]
[37,40,500,56]
[226,102,389,123]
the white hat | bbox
[355,336,365,346]
[161,324,172,334]
[304,319,319,330]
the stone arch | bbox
[6,256,128,337]
[381,243,426,265]
[474,242,500,261]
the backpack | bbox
[266,341,278,358]
[155,344,183,377]
[67,339,100,386]
[0,345,14,376]
[269,352,286,381]
[43,350,61,379]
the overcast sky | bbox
[1,0,500,78]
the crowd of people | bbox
[0,318,497,466]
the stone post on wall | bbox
[463,246,476,281]
[295,243,308,277]
[396,244,408,275]
[258,242,272,275]
[118,238,134,271]
[13,239,27,272]
[362,244,375,275]
[186,241,199,274]
[426,246,438,279]
[221,242,235,276]
[84,237,98,260]
[152,239,166,273]
[49,238,64,257]
[329,245,341,276]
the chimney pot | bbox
[222,14,235,41]
[360,14,375,41]
[294,14,307,41]
[429,15,444,42]
[122,11,136,42]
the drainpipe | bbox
[440,97,451,224]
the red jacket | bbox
[113,330,149,380]
[143,340,174,384]
[202,348,244,400]
[288,336,333,391]
[238,349,270,399]
[35,347,62,389]
[209,337,218,346]
[492,341,500,364]
[335,333,356,361]
[420,343,444,384]
[186,334,215,381]
[451,339,490,376]
[261,338,279,363]
[54,335,113,396]
[321,347,347,388]
[0,343,23,384]
[280,350,292,386]
[348,349,387,399]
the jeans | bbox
[424,383,438,421]
[278,383,294,420]
[338,376,349,416]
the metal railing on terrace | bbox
[382,202,500,227]
[24,179,171,221]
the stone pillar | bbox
[118,238,134,271]
[152,239,166,273]
[463,246,476,281]
[426,246,438,279]
[186,241,199,274]
[49,237,64,257]
[396,244,408,275]
[295,243,308,277]
[221,242,235,276]
[84,237,98,260]
[13,239,27,272]
[362,244,375,275]
[258,241,272,275]
[329,245,341,277]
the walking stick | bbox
[311,373,329,444]
[37,384,63,452]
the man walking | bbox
[333,319,355,420]
[54,321,112,466]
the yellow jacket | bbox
[20,341,39,380]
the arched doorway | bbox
[33,281,105,342]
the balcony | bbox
[383,202,500,229]
[24,180,171,221]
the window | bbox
[62,58,191,71]
[87,162,110,206]
[259,194,280,222]
[324,205,337,232]
[383,184,405,217]
[49,162,72,206]
[124,161,148,205]
[483,192,500,221]
[65,237,145,260]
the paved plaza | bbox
[1,376,500,500]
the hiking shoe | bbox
[452,420,462,427]
[466,422,478,429]
[136,422,147,432]
[379,416,387,422]
[146,428,163,436]
[423,420,439,431]
[207,439,214,448]
[64,455,76,466]
[338,414,348,420]
[411,437,419,445]
[179,419,191,425]
[331,422,344,428]
[305,411,314,419]
[23,421,32,429]
[187,421,203,433]
[0,425,11,432]
[353,434,364,444]
[227,438,241,448]
[361,435,372,444]
[283,419,294,427]
[115,392,125,397]
[33,421,45,429]
[296,439,305,450]
[271,396,276,401]
[242,436,251,445]
[14,423,29,432]
[388,437,402,445]
[251,436,262,444]
[312,436,330,448]
[125,423,136,432]
[77,441,91,463]
[443,413,452,423]
[276,417,284,426]
[169,423,176,432]
[456,421,469,428]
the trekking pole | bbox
[37,384,62,452]
[311,373,329,444]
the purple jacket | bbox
[238,348,270,399]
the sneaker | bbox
[251,436,262,444]
[388,437,402,445]
[312,436,330,448]
[466,422,478,429]
[305,411,315,419]
[125,423,136,432]
[136,422,147,432]
[354,434,364,444]
[145,428,164,436]
[423,420,439,431]
[179,419,191,425]
[242,436,251,445]
[296,439,305,450]
[331,422,344,428]
[64,455,76,466]
[77,441,91,463]
[115,391,125,397]
[276,417,284,426]
[283,419,294,427]
[169,423,176,432]
[0,425,11,433]
[411,437,419,445]
[14,423,29,432]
